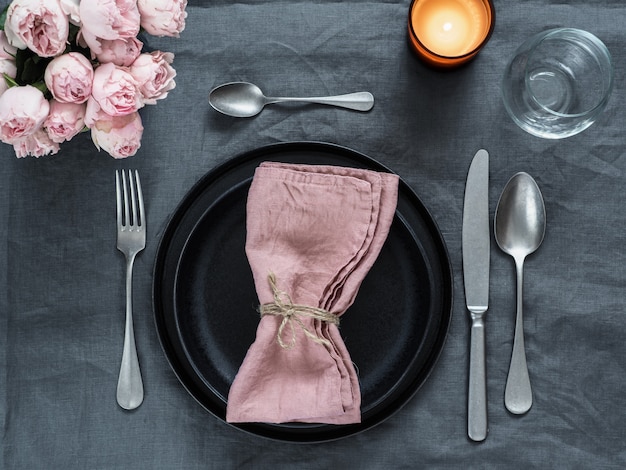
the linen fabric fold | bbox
[226,162,399,424]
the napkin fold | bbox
[226,162,399,424]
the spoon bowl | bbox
[208,82,374,117]
[494,172,546,415]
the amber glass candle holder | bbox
[408,0,495,69]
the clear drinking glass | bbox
[502,28,613,139]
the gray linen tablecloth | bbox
[2,0,626,468]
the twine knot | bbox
[259,273,339,349]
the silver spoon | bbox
[494,172,546,415]
[208,81,374,117]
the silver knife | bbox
[462,149,490,442]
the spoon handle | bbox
[505,259,532,414]
[266,92,374,112]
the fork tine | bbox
[129,170,138,227]
[134,170,145,229]
[122,169,130,227]
[115,170,123,228]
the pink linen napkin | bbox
[226,162,399,424]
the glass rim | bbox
[524,28,614,119]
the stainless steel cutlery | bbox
[463,149,490,441]
[115,169,146,410]
[463,152,546,438]
[495,172,546,415]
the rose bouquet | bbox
[0,0,186,159]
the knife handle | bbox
[468,313,487,441]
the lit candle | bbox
[408,0,495,69]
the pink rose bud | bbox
[44,99,86,143]
[91,111,143,159]
[12,128,60,158]
[138,0,187,37]
[91,63,144,117]
[0,85,50,144]
[59,0,80,26]
[77,29,104,56]
[0,60,18,96]
[0,32,18,96]
[0,31,18,60]
[84,96,110,129]
[96,37,143,67]
[130,51,176,104]
[79,0,140,41]
[44,52,94,104]
[4,0,70,57]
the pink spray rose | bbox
[91,111,143,159]
[4,0,70,57]
[91,62,144,117]
[13,128,60,158]
[137,0,187,37]
[130,51,176,104]
[0,85,50,143]
[44,99,86,143]
[79,0,140,42]
[44,52,94,104]
[96,37,143,67]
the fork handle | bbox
[117,255,144,410]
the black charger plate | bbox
[152,142,452,442]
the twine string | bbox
[259,273,339,349]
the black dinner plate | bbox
[152,142,453,442]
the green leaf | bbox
[15,50,51,85]
[14,48,33,83]
[31,80,50,96]
[67,23,80,44]
[3,73,18,88]
[0,5,8,31]
[20,57,41,83]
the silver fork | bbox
[115,170,145,410]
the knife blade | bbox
[462,149,490,442]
